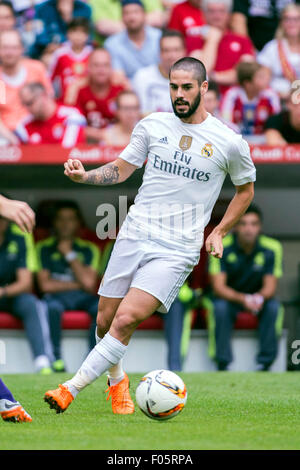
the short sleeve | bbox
[85,244,101,271]
[36,244,50,272]
[118,119,149,168]
[104,39,124,72]
[257,41,276,70]
[227,135,256,186]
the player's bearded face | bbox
[172,91,201,119]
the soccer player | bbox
[44,57,256,415]
[0,194,34,422]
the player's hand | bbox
[57,240,73,256]
[205,229,224,258]
[64,159,87,183]
[0,197,35,233]
[242,294,264,314]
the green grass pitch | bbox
[1,372,300,450]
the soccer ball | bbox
[135,369,187,421]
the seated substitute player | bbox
[37,201,101,373]
[0,194,40,423]
[16,82,86,148]
[44,57,256,415]
[208,205,283,371]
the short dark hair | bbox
[244,204,263,221]
[67,17,90,34]
[169,57,207,86]
[54,200,83,223]
[237,61,261,86]
[160,29,185,48]
[207,80,220,98]
[116,90,139,108]
[0,1,15,15]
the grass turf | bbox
[0,372,300,450]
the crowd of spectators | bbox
[0,0,299,147]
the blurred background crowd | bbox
[0,0,299,148]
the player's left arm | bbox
[206,181,254,258]
[258,274,278,301]
[0,268,33,298]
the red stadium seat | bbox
[61,311,92,329]
[234,312,259,329]
[0,312,23,329]
[137,314,164,330]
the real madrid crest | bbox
[179,135,193,151]
[201,143,213,158]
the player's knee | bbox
[113,306,140,334]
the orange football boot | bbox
[106,373,135,414]
[44,384,74,413]
[0,402,32,423]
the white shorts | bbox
[98,236,200,313]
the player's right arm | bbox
[64,158,138,185]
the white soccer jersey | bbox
[131,64,173,114]
[118,112,256,254]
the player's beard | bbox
[172,92,201,119]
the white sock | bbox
[95,327,124,386]
[108,358,125,386]
[64,333,127,396]
[95,327,101,344]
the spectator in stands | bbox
[0,1,15,31]
[0,30,53,144]
[49,17,93,102]
[190,0,255,95]
[30,0,92,59]
[167,0,206,52]
[37,200,101,373]
[0,195,52,374]
[132,29,186,114]
[90,0,166,37]
[220,62,280,142]
[257,4,300,100]
[203,80,239,132]
[264,91,300,145]
[99,90,141,146]
[16,82,86,147]
[104,0,162,80]
[208,204,283,371]
[66,48,126,143]
[231,0,300,52]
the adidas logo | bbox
[158,136,168,144]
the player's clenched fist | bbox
[64,159,87,183]
[205,229,224,259]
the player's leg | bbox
[256,298,282,371]
[44,289,160,414]
[0,378,32,423]
[109,287,162,344]
[43,295,124,414]
[95,295,127,389]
